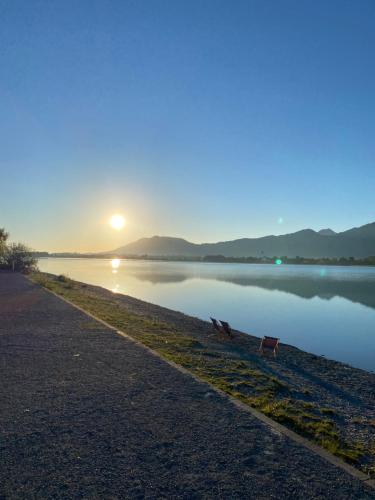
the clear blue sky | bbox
[0,0,374,251]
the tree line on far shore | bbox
[36,252,375,266]
[201,255,375,266]
[0,228,37,272]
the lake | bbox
[38,258,375,372]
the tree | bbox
[0,228,37,272]
[5,243,37,272]
[0,228,8,243]
[0,228,9,265]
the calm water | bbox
[38,258,375,372]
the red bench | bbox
[259,336,279,356]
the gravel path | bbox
[0,272,373,499]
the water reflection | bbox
[111,259,120,274]
[133,272,189,284]
[37,259,375,370]
[124,267,375,311]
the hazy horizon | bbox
[33,219,375,254]
[1,1,374,252]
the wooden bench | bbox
[259,336,279,356]
[210,317,222,333]
[220,320,233,339]
[210,318,233,339]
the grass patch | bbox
[321,407,336,416]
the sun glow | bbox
[111,258,121,274]
[111,258,120,269]
[109,214,126,230]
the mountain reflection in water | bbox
[129,268,375,311]
[38,259,375,371]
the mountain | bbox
[318,228,336,236]
[110,222,375,258]
[115,236,197,257]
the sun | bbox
[109,214,126,230]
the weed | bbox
[321,408,336,416]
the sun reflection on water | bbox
[111,258,120,270]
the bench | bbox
[210,318,233,339]
[259,336,279,356]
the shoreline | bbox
[37,258,375,356]
[37,255,375,268]
[30,272,375,477]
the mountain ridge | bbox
[109,222,375,258]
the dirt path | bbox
[0,272,373,499]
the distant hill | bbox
[318,228,336,236]
[110,222,375,258]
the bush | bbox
[0,227,37,273]
[0,228,9,266]
[3,242,38,273]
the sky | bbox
[0,0,374,252]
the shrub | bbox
[57,274,69,282]
[0,228,9,266]
[0,228,37,273]
[4,243,38,273]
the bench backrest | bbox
[210,317,221,331]
[220,321,231,334]
[262,336,279,348]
